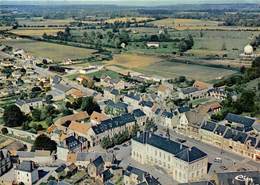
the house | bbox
[16,98,43,114]
[123,93,141,107]
[57,136,82,161]
[178,110,209,138]
[66,88,86,100]
[15,160,39,185]
[199,121,260,161]
[179,87,207,100]
[131,132,208,183]
[223,113,256,132]
[104,100,128,116]
[0,149,12,176]
[50,75,62,85]
[123,165,161,185]
[208,87,227,100]
[87,156,105,178]
[16,150,55,165]
[146,42,160,48]
[196,101,221,115]
[73,152,115,169]
[132,109,146,126]
[138,100,154,117]
[104,88,120,102]
[88,113,137,146]
[90,111,109,125]
[48,83,73,101]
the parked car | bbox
[214,157,222,163]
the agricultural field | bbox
[105,17,154,23]
[10,28,63,37]
[151,18,221,30]
[16,17,74,27]
[0,38,96,62]
[107,53,237,82]
[173,30,258,58]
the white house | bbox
[15,160,39,185]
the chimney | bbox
[180,144,182,150]
[149,132,152,138]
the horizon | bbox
[2,0,260,6]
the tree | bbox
[3,105,25,127]
[221,42,227,51]
[178,40,188,52]
[32,109,42,122]
[81,96,101,115]
[1,127,8,135]
[46,95,53,104]
[101,136,113,149]
[32,134,57,152]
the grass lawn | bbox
[189,98,211,106]
[87,69,121,79]
[1,38,96,62]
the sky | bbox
[2,0,260,5]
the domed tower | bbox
[244,44,254,55]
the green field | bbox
[16,17,73,27]
[87,69,121,79]
[1,38,96,62]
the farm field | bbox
[16,17,74,27]
[151,18,221,30]
[10,28,63,36]
[107,53,237,82]
[1,38,96,61]
[174,30,259,58]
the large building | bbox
[199,121,260,161]
[131,132,208,183]
[0,149,12,176]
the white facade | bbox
[16,168,39,185]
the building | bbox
[88,113,137,146]
[223,113,256,132]
[0,149,12,176]
[87,156,105,178]
[15,160,39,185]
[131,132,208,183]
[16,98,43,114]
[146,42,160,48]
[123,93,141,107]
[199,121,260,161]
[123,165,161,185]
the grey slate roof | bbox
[125,93,141,101]
[225,113,255,132]
[92,113,136,135]
[16,97,42,106]
[133,133,207,163]
[178,106,190,114]
[53,83,72,93]
[132,109,146,118]
[201,121,217,132]
[161,111,174,119]
[92,156,104,167]
[139,100,153,108]
[16,160,36,172]
[181,87,199,95]
[214,124,227,135]
[216,171,260,185]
